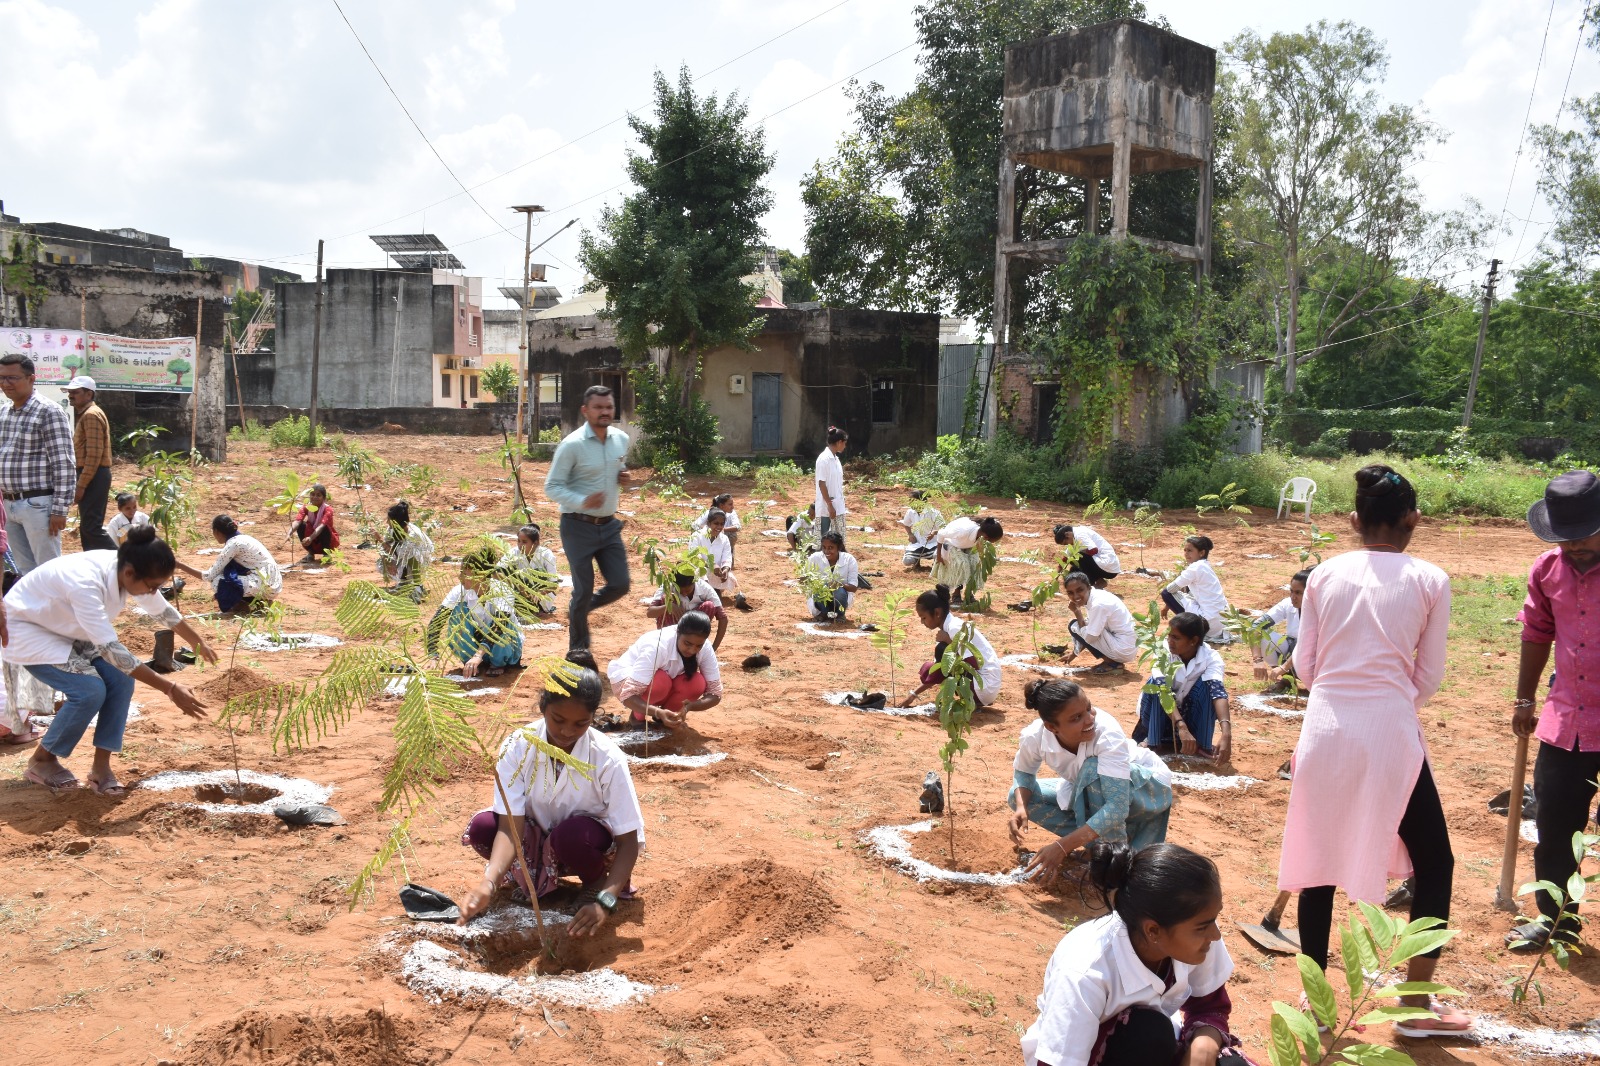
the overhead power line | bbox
[329,0,518,246]
[1495,0,1559,238]
[1508,5,1593,268]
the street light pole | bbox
[511,205,545,449]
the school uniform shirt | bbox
[381,523,434,579]
[901,507,944,549]
[506,544,561,578]
[1073,587,1138,663]
[440,581,518,628]
[1022,911,1234,1066]
[1164,558,1230,628]
[4,550,182,669]
[492,718,647,843]
[936,516,981,551]
[941,611,1003,706]
[687,532,733,574]
[806,550,860,590]
[202,533,283,598]
[651,579,725,625]
[814,448,847,518]
[1069,526,1121,575]
[1014,711,1172,797]
[693,508,742,532]
[1261,596,1300,641]
[1155,642,1227,704]
[607,623,724,702]
[105,509,151,546]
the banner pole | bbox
[189,297,203,455]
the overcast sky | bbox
[2,0,1594,308]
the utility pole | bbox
[511,205,546,450]
[308,239,325,448]
[1461,258,1500,429]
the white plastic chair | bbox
[1277,477,1317,520]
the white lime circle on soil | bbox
[863,820,1027,887]
[136,768,333,814]
[237,632,343,652]
[822,692,936,718]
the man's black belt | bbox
[564,512,615,525]
[2,488,51,501]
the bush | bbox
[630,363,721,473]
[268,415,323,448]
[228,419,270,443]
[1272,407,1600,463]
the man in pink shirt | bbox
[1511,470,1600,949]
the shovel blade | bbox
[1237,920,1302,956]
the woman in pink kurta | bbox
[1279,465,1469,1037]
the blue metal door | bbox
[752,373,782,451]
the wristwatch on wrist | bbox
[594,890,618,913]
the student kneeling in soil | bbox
[645,571,727,651]
[899,584,1003,709]
[786,503,818,554]
[688,508,747,609]
[288,483,339,564]
[1053,523,1121,588]
[459,666,643,936]
[502,523,560,618]
[1010,680,1172,882]
[693,494,742,565]
[175,515,282,615]
[427,545,523,679]
[1160,535,1232,642]
[377,501,433,599]
[1060,572,1136,673]
[6,525,218,796]
[1249,568,1310,692]
[1022,842,1253,1066]
[1132,613,1233,764]
[930,515,1004,603]
[805,531,861,621]
[900,490,943,568]
[606,611,723,730]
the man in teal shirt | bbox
[545,385,632,651]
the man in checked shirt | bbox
[0,353,77,573]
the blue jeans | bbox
[5,495,62,575]
[559,513,631,651]
[28,659,136,758]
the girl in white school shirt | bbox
[688,509,746,608]
[1160,535,1232,642]
[1023,842,1255,1066]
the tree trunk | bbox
[1284,263,1300,396]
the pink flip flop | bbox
[0,726,44,746]
[1394,1000,1473,1038]
[86,776,129,800]
[24,764,80,793]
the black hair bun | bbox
[125,524,158,546]
[1023,678,1046,709]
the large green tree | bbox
[1223,20,1487,395]
[579,67,774,466]
[801,0,1149,320]
[1530,5,1600,262]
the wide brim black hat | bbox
[1528,470,1600,543]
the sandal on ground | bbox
[25,763,80,793]
[86,775,129,800]
[296,554,317,565]
[0,725,44,746]
[1297,994,1331,1034]
[1089,662,1124,674]
[1393,999,1472,1038]
[1505,920,1576,951]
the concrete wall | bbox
[230,403,505,435]
[276,269,448,409]
[998,356,1187,452]
[526,316,635,435]
[700,331,805,454]
[29,263,228,460]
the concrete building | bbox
[525,304,942,459]
[987,18,1218,450]
[271,268,485,410]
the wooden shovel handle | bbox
[1262,889,1292,930]
[1497,733,1532,906]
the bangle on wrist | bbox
[1513,699,1535,708]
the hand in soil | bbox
[458,880,494,924]
[569,901,608,938]
[1211,734,1232,765]
[170,683,209,719]
[1175,727,1201,758]
[650,704,686,730]
[1007,807,1029,845]
[1024,840,1069,882]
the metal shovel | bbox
[1238,890,1302,955]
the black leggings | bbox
[1297,761,1453,970]
[1101,1008,1248,1066]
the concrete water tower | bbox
[985,18,1217,443]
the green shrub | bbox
[537,424,562,444]
[477,361,518,402]
[229,419,271,443]
[1273,406,1600,463]
[268,415,323,448]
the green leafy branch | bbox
[934,625,983,860]
[1507,830,1597,1006]
[1197,482,1252,526]
[869,590,912,700]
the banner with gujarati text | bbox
[85,333,196,393]
[1,329,195,392]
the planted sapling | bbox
[1196,482,1251,526]
[869,590,912,701]
[1507,829,1598,1006]
[933,625,983,860]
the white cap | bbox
[66,376,96,392]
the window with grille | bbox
[871,378,896,424]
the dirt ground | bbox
[0,434,1592,1065]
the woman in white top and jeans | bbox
[814,427,849,545]
[7,526,216,795]
[175,514,282,614]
